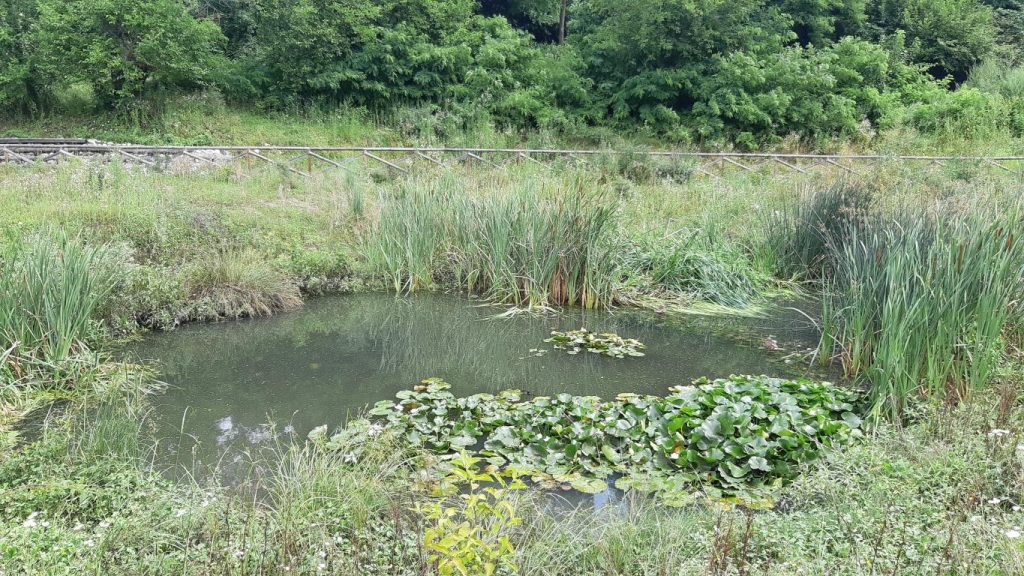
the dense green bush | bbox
[33,0,227,110]
[2,0,1022,144]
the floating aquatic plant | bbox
[365,376,862,503]
[544,329,646,358]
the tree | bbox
[0,0,43,112]
[34,0,226,109]
[195,0,260,56]
[867,0,995,82]
[570,0,793,124]
[479,0,574,43]
[772,0,867,46]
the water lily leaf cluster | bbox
[367,375,862,500]
[544,329,646,358]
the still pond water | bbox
[131,294,821,483]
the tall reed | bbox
[0,234,119,376]
[820,201,1024,420]
[364,177,618,308]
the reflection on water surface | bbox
[131,294,821,483]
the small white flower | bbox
[233,550,244,559]
[98,520,111,529]
[988,429,1011,438]
[1013,505,1021,512]
[343,452,357,464]
[318,550,327,558]
[73,522,85,532]
[318,563,327,571]
[1006,529,1021,539]
[990,497,1003,505]
[200,499,210,508]
[175,508,188,517]
[41,520,50,528]
[84,539,95,547]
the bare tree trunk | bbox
[559,0,568,44]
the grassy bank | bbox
[3,156,1024,573]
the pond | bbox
[130,294,823,487]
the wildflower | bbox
[343,452,357,464]
[988,429,1010,438]
[318,563,327,571]
[98,520,111,529]
[175,508,188,518]
[84,539,95,547]
[1014,506,1021,512]
[200,499,211,508]
[1006,529,1021,539]
[234,550,244,559]
[73,522,85,532]
[990,497,1003,505]
[318,550,327,558]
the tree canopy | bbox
[2,0,1022,146]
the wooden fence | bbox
[3,143,1024,179]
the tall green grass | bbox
[819,201,1024,420]
[0,234,119,377]
[760,182,871,281]
[365,176,618,309]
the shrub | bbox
[905,87,1010,138]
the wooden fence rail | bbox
[2,144,1024,179]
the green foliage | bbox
[0,0,41,113]
[906,86,1012,138]
[820,199,1024,420]
[365,176,618,308]
[544,329,646,358]
[369,376,862,499]
[33,0,226,110]
[689,40,895,144]
[868,0,996,81]
[1,0,1020,143]
[419,452,523,576]
[0,233,120,377]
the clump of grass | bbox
[0,233,120,379]
[184,249,302,320]
[760,182,872,280]
[820,200,1024,420]
[365,176,618,309]
[619,228,766,308]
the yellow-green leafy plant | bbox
[419,452,525,576]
